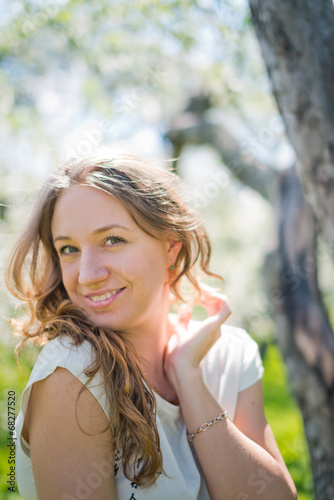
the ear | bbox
[167,241,182,264]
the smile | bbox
[84,288,125,309]
[89,291,118,302]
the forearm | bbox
[175,369,296,500]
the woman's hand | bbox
[164,284,232,390]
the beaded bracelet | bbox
[187,410,228,442]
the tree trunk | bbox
[247,3,334,496]
[248,0,334,252]
[263,167,334,500]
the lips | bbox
[83,287,126,309]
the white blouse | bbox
[15,322,264,500]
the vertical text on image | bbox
[7,390,16,492]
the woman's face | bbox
[51,184,178,333]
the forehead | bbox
[51,185,135,235]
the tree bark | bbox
[249,0,334,253]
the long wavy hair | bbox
[5,155,224,486]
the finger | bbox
[197,282,230,314]
[198,283,220,300]
[199,293,224,316]
[177,303,193,330]
[200,300,232,336]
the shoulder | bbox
[189,320,261,362]
[37,335,93,365]
[21,335,110,421]
[191,320,264,391]
[25,344,111,449]
[220,324,263,373]
[28,366,115,499]
[30,366,109,435]
[30,335,96,382]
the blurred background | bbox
[2,1,334,499]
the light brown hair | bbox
[6,155,223,485]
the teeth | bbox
[89,291,118,302]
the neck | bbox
[117,286,179,402]
[136,320,179,405]
[129,313,176,380]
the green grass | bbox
[0,340,315,498]
[262,342,315,499]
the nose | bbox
[78,250,109,286]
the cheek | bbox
[122,251,167,291]
[118,256,144,282]
[143,255,168,291]
[59,264,76,292]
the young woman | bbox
[7,155,297,500]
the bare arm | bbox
[165,287,297,500]
[234,377,294,480]
[26,367,116,500]
[174,372,296,500]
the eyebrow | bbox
[53,224,132,243]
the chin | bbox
[87,313,129,333]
